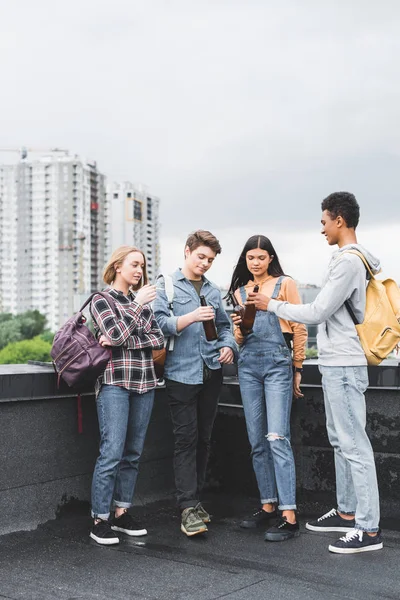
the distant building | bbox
[106,182,160,282]
[0,152,107,331]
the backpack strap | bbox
[157,274,174,312]
[342,250,375,279]
[79,291,118,314]
[156,274,175,350]
[341,251,373,326]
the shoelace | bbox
[278,518,290,529]
[186,509,200,524]
[317,508,337,522]
[339,529,362,543]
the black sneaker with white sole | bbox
[306,508,355,532]
[90,519,120,545]
[329,528,383,554]
[264,516,300,542]
[111,511,147,536]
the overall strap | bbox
[271,276,285,300]
[239,286,247,303]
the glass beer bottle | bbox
[228,292,244,319]
[199,295,218,341]
[240,284,259,335]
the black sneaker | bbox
[111,511,147,537]
[329,528,383,554]
[264,516,300,542]
[306,508,355,533]
[240,508,277,529]
[90,519,120,545]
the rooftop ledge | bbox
[0,359,399,404]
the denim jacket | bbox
[154,269,237,384]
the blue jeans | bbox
[319,365,380,532]
[239,349,296,510]
[91,384,155,519]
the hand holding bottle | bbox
[247,291,270,312]
[135,284,157,306]
[191,306,215,322]
[231,312,243,328]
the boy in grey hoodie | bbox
[250,192,382,554]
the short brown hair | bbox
[185,230,222,255]
[103,245,148,289]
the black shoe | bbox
[90,519,120,545]
[306,508,355,533]
[264,516,300,542]
[111,511,147,537]
[240,508,277,529]
[329,528,383,554]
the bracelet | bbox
[293,367,303,373]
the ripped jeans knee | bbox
[266,432,291,444]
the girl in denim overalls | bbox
[228,235,307,542]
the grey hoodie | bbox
[268,244,381,366]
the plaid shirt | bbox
[90,287,164,394]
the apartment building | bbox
[0,152,107,331]
[106,182,160,283]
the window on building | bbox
[134,200,142,221]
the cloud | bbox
[161,223,400,288]
[0,0,399,281]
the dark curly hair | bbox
[321,192,360,229]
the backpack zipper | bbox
[58,350,85,375]
[54,340,77,362]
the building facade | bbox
[106,182,160,283]
[0,153,107,331]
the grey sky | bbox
[1,0,399,284]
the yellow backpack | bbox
[344,250,400,365]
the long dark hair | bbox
[228,235,287,295]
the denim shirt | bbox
[154,269,238,384]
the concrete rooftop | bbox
[0,494,399,600]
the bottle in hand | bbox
[240,285,259,335]
[199,295,218,341]
[228,293,244,318]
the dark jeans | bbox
[165,368,223,510]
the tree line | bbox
[0,311,54,364]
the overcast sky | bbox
[1,0,399,286]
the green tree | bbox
[0,313,13,324]
[16,310,47,339]
[305,346,318,359]
[0,320,22,350]
[0,336,52,364]
[40,329,55,344]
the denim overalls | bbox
[238,277,296,510]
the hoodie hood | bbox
[335,243,381,275]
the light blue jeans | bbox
[319,365,380,532]
[239,348,296,510]
[91,384,155,519]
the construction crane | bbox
[0,147,69,160]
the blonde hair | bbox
[103,246,148,289]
